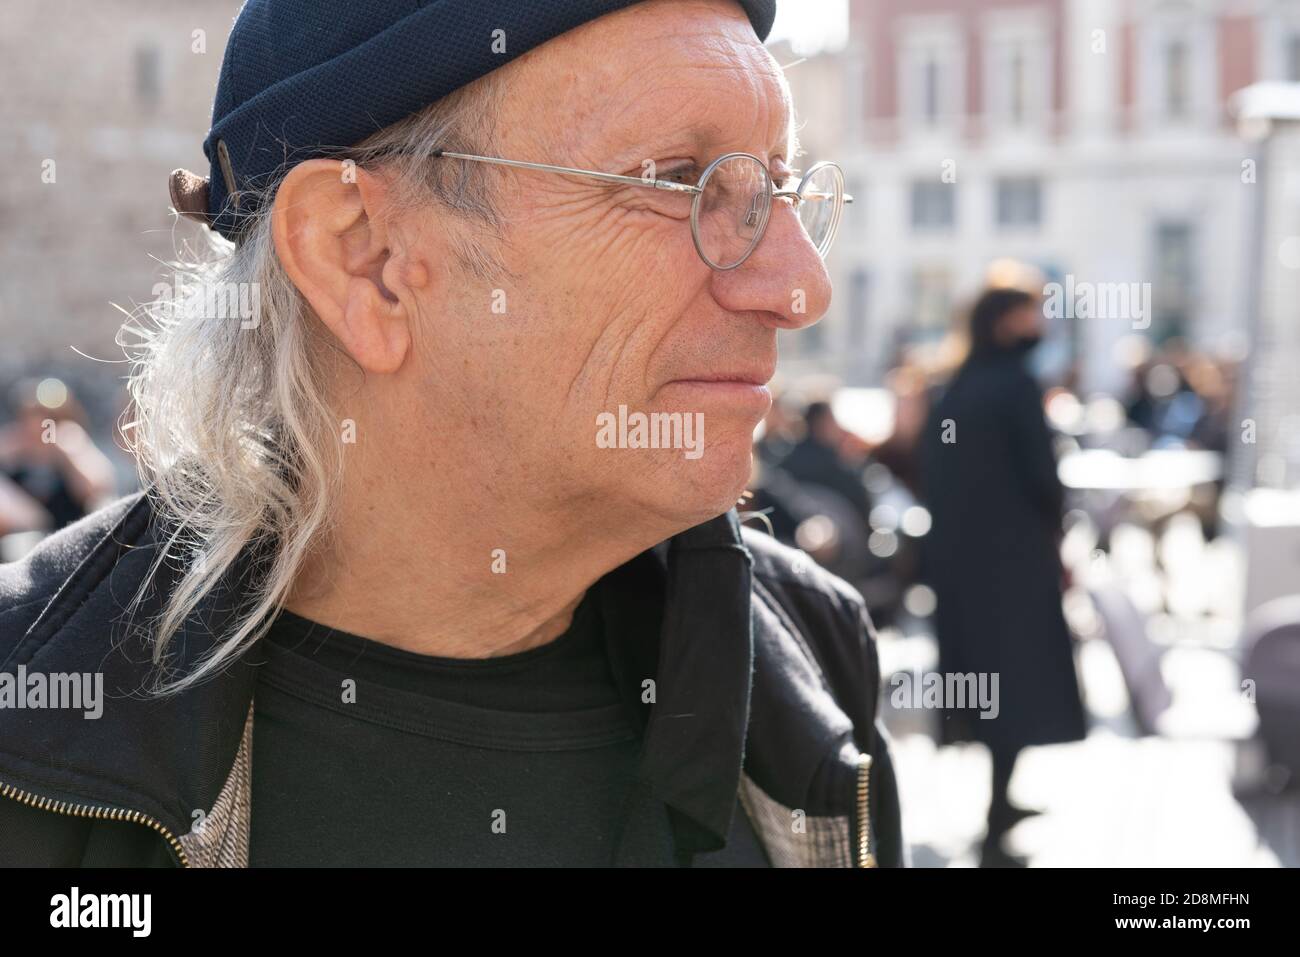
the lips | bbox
[667,367,775,387]
[657,371,775,417]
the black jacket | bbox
[0,490,904,867]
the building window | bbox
[801,309,825,352]
[848,269,870,351]
[983,14,1050,132]
[910,181,955,230]
[898,19,964,132]
[1008,48,1026,124]
[1153,221,1194,339]
[1164,39,1189,118]
[1139,18,1214,127]
[923,56,942,124]
[910,266,953,333]
[995,177,1042,228]
[846,176,865,239]
[990,40,1037,127]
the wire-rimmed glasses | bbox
[432,149,851,271]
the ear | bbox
[271,159,432,374]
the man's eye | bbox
[659,164,702,186]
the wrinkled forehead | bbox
[511,0,794,163]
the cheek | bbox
[565,276,700,409]
[495,205,706,440]
[572,202,702,300]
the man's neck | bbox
[281,454,677,659]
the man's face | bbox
[405,0,832,531]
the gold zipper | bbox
[0,778,189,867]
[856,752,876,868]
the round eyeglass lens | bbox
[796,162,845,258]
[692,153,772,270]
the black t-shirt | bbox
[248,578,769,867]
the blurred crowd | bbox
[746,275,1260,866]
[0,378,120,556]
[750,306,1240,620]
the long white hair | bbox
[120,75,504,694]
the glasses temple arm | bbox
[432,150,703,195]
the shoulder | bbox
[0,491,149,644]
[963,360,1041,418]
[740,522,884,756]
[743,524,864,605]
[741,523,877,653]
[981,357,1040,400]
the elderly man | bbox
[0,0,902,867]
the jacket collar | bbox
[599,509,755,858]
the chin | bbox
[649,431,754,526]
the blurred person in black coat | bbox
[920,287,1086,867]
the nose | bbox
[708,197,833,330]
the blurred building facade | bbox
[780,0,1300,394]
[0,0,241,479]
